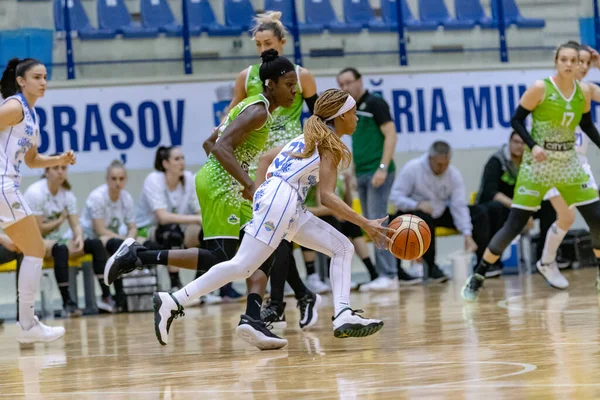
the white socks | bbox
[541,223,568,265]
[18,256,43,331]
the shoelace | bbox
[297,295,313,315]
[171,306,185,320]
[262,320,275,331]
[261,305,279,320]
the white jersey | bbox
[265,135,321,202]
[80,184,135,238]
[575,127,590,164]
[0,94,40,187]
[24,179,78,241]
[136,170,200,228]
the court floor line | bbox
[0,360,537,396]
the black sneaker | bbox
[261,300,287,329]
[461,274,485,302]
[484,263,503,278]
[61,300,82,318]
[398,267,422,285]
[104,238,145,285]
[235,314,288,350]
[297,292,322,330]
[428,265,449,283]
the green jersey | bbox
[196,94,272,204]
[512,78,597,210]
[246,63,304,177]
[521,78,586,186]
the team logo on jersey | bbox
[228,214,240,225]
[264,221,275,232]
[517,186,539,197]
[548,93,558,102]
[566,102,572,111]
[11,202,21,210]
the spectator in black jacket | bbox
[476,132,556,276]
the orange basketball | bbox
[388,214,431,260]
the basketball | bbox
[388,214,431,260]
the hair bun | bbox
[566,40,580,47]
[261,49,279,63]
[266,11,282,21]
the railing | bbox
[49,0,599,79]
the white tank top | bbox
[0,94,40,185]
[575,127,590,165]
[266,135,321,202]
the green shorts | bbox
[195,170,253,240]
[137,225,152,239]
[513,167,599,210]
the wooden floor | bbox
[1,268,600,399]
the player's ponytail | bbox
[293,89,352,169]
[251,11,288,41]
[0,58,42,99]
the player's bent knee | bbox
[557,208,576,227]
[85,238,104,255]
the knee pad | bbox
[106,238,123,255]
[83,238,104,255]
[155,224,184,248]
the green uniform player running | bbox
[461,41,600,301]
[196,93,272,240]
[511,77,597,210]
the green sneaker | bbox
[461,274,485,302]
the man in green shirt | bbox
[337,67,400,291]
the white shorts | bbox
[244,178,312,249]
[0,186,32,229]
[543,163,598,200]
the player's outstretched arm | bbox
[319,151,391,249]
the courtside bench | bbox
[0,254,98,320]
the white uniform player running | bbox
[537,43,600,289]
[105,89,391,351]
[0,58,75,343]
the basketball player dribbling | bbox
[107,89,389,350]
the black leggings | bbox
[488,200,600,257]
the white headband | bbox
[325,96,356,121]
